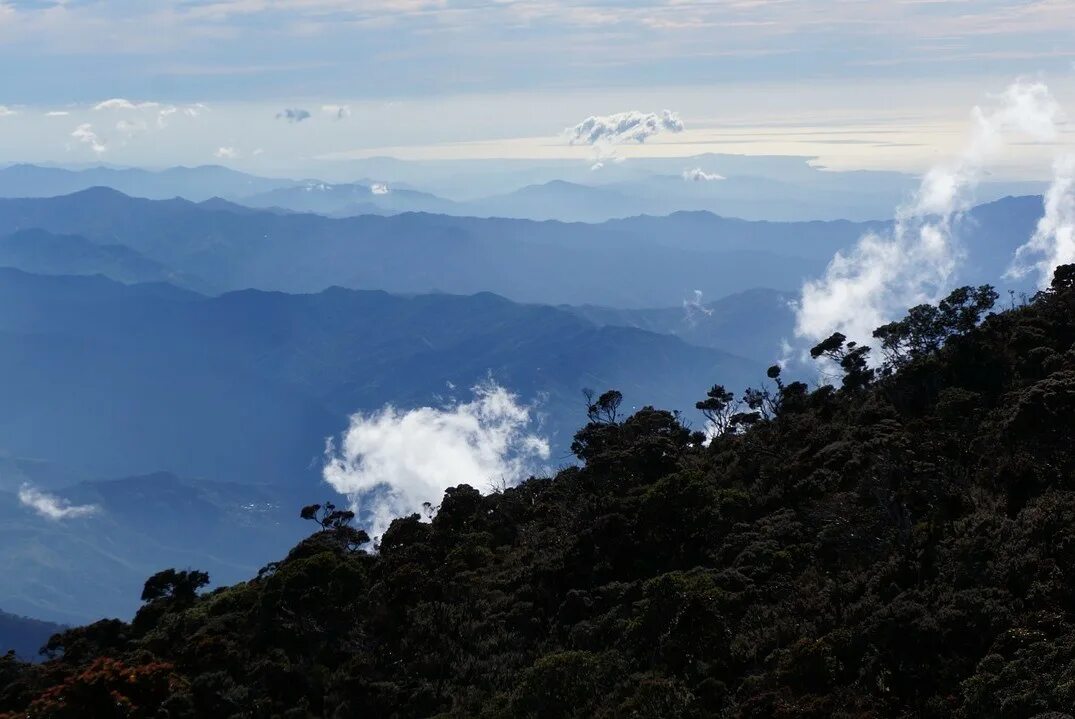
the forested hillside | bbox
[2,267,1073,718]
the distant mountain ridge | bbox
[0,188,1044,306]
[0,610,62,661]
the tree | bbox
[810,332,874,390]
[695,384,738,437]
[583,388,623,425]
[872,285,997,372]
[140,569,210,604]
[300,501,370,550]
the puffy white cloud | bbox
[71,123,107,154]
[322,380,549,540]
[370,182,390,195]
[0,105,17,117]
[215,146,240,159]
[567,109,684,146]
[682,167,724,182]
[277,107,311,123]
[18,485,98,521]
[322,104,351,120]
[1008,154,1075,288]
[795,80,1061,345]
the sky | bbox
[2,0,1075,177]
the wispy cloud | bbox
[795,80,1062,345]
[214,145,240,159]
[94,98,160,111]
[18,485,98,521]
[0,105,16,117]
[70,123,107,154]
[1008,154,1075,288]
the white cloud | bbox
[322,380,550,540]
[94,98,159,111]
[0,105,17,117]
[18,485,98,521]
[682,167,724,182]
[370,182,390,195]
[567,109,684,146]
[1008,154,1075,288]
[683,289,713,325]
[45,110,69,117]
[795,80,1062,345]
[215,145,240,159]
[277,107,311,123]
[71,123,107,154]
[116,117,148,137]
[322,104,351,120]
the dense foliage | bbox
[3,267,1075,718]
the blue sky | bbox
[2,0,1074,174]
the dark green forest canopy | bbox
[3,267,1075,718]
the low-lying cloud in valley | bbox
[18,485,98,521]
[322,381,550,541]
[683,167,724,182]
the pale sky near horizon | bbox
[2,0,1075,178]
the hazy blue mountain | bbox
[565,288,797,364]
[0,269,759,486]
[0,188,1043,306]
[0,269,766,623]
[0,229,205,288]
[241,181,460,216]
[0,188,852,305]
[463,180,650,222]
[0,164,295,201]
[0,472,314,624]
[0,609,63,661]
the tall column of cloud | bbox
[322,381,550,541]
[795,81,1061,345]
[1007,154,1075,288]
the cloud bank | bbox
[795,81,1061,345]
[567,109,684,146]
[1008,154,1075,288]
[277,108,311,123]
[322,381,549,541]
[18,485,98,521]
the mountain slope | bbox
[0,610,62,661]
[4,267,1073,718]
[0,229,203,289]
[0,269,759,484]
